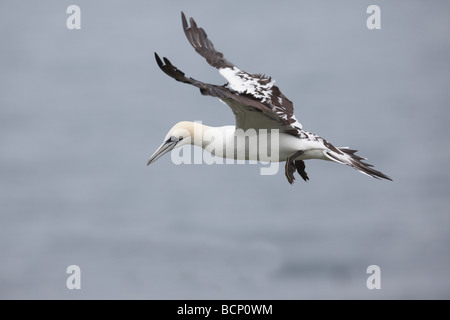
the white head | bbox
[146,121,202,166]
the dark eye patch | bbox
[167,136,180,143]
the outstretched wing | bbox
[178,12,303,136]
[155,53,287,132]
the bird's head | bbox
[146,121,197,166]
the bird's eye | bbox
[167,136,178,143]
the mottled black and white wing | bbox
[155,52,290,133]
[180,12,302,137]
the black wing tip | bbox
[181,11,188,29]
[154,52,170,70]
[154,52,173,69]
[179,11,234,70]
[181,11,197,31]
[154,53,187,81]
[189,17,198,28]
[154,52,163,66]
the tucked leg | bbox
[295,160,309,182]
[285,150,305,184]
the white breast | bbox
[198,127,327,162]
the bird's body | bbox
[154,122,327,162]
[147,12,392,184]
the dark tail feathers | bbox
[325,147,392,181]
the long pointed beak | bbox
[146,140,178,166]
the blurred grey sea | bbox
[1,0,449,299]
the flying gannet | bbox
[147,12,392,184]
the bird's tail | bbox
[323,146,392,181]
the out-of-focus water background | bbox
[1,0,449,299]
